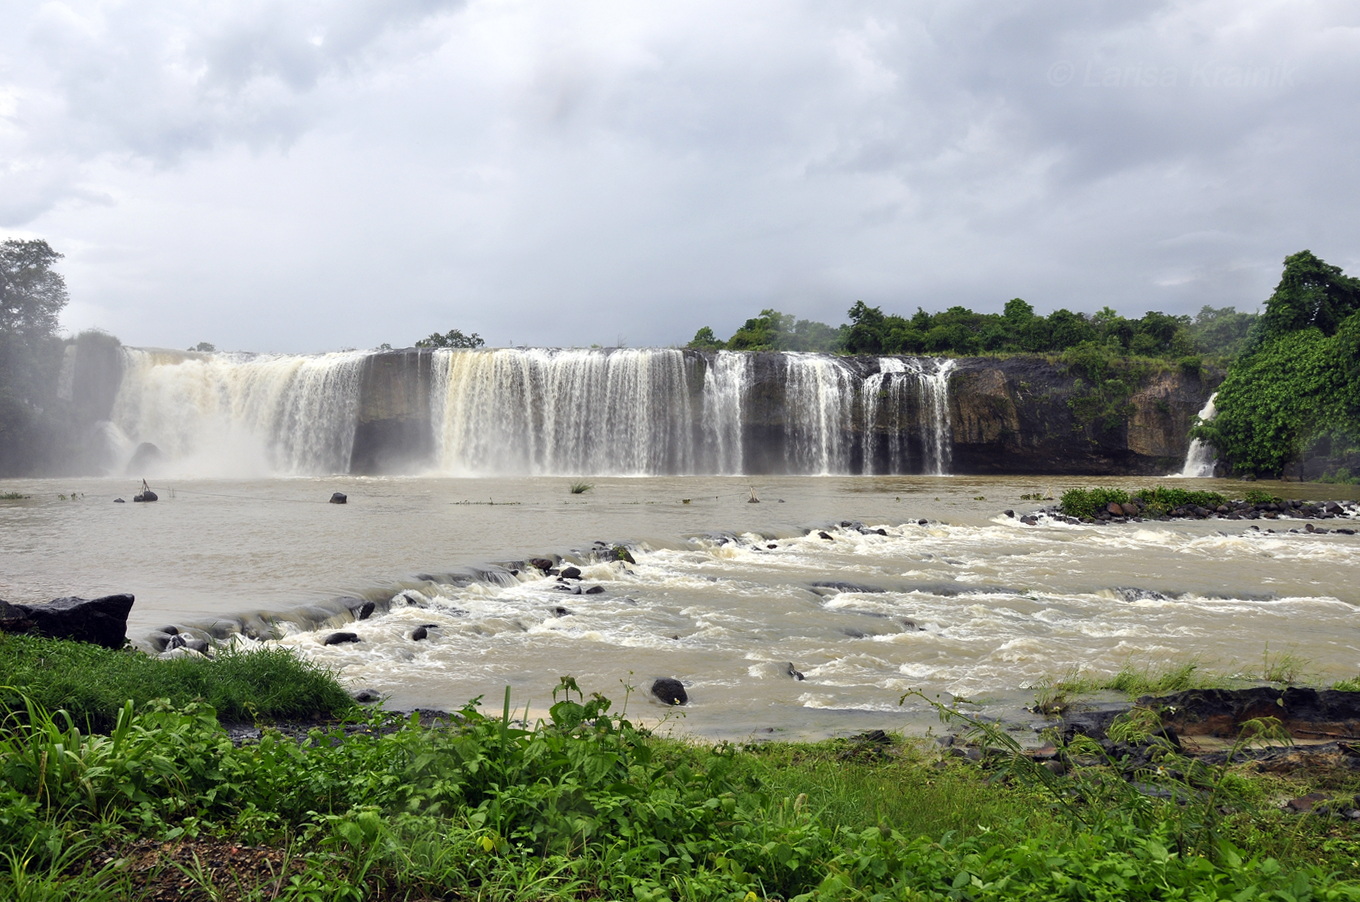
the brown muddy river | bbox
[3,474,1358,740]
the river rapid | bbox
[3,474,1359,740]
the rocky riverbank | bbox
[1009,496,1360,527]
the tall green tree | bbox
[1255,249,1360,344]
[1,240,68,342]
[0,239,70,475]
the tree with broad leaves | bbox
[1255,249,1360,345]
[416,328,485,349]
[1,239,68,342]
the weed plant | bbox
[0,634,354,730]
[3,669,1360,899]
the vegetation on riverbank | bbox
[5,637,1360,899]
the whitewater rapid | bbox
[3,474,1356,740]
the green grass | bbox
[3,656,1360,898]
[0,491,29,500]
[0,633,354,730]
[568,480,593,494]
[1046,660,1216,697]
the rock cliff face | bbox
[349,351,436,475]
[947,357,1216,475]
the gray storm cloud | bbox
[2,0,1357,352]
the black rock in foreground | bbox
[0,594,135,649]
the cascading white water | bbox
[1175,393,1218,478]
[863,358,908,474]
[432,348,698,476]
[106,347,957,477]
[782,353,856,475]
[921,358,955,476]
[111,349,367,476]
[700,351,749,475]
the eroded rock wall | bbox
[949,357,1216,475]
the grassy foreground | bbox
[4,638,1360,899]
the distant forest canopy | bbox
[688,300,1257,362]
[1194,249,1360,481]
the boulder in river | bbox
[651,677,688,706]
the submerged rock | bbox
[323,631,361,646]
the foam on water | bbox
[8,472,1359,740]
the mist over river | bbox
[3,475,1359,740]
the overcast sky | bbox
[3,1,1358,354]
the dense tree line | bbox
[1195,250,1360,479]
[689,300,1254,363]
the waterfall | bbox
[782,353,857,475]
[1174,393,1218,478]
[432,348,697,476]
[700,351,749,475]
[863,358,908,474]
[107,347,957,477]
[112,349,367,476]
[921,358,955,476]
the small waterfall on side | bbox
[431,348,698,475]
[1175,393,1218,478]
[112,349,367,476]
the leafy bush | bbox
[1132,486,1226,516]
[1058,486,1227,518]
[1058,487,1130,518]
